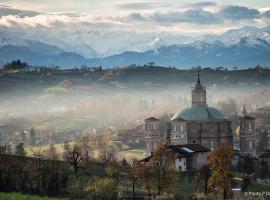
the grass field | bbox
[0,193,68,200]
[249,182,270,192]
[26,143,70,157]
[119,149,145,161]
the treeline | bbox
[0,153,106,198]
[1,59,103,72]
[2,60,29,71]
[1,144,268,199]
[2,59,270,72]
[0,154,71,196]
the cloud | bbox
[0,4,41,17]
[125,5,264,25]
[116,3,172,10]
[262,10,270,18]
[218,5,260,20]
[0,2,268,35]
[127,13,146,21]
[183,2,217,9]
[148,9,222,24]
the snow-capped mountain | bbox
[0,37,90,67]
[1,25,270,68]
[88,37,270,68]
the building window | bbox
[210,141,214,151]
[249,141,252,149]
[180,125,184,132]
[193,140,196,144]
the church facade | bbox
[144,73,233,156]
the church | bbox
[144,72,233,156]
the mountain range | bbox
[0,26,270,68]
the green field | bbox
[119,149,145,161]
[249,182,270,192]
[0,193,68,200]
[26,143,71,157]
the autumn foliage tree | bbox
[196,164,211,194]
[132,146,178,199]
[208,145,233,200]
[133,159,152,199]
[150,146,178,195]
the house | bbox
[169,144,210,171]
[140,144,210,172]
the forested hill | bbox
[1,65,270,94]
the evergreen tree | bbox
[7,144,12,154]
[29,128,36,146]
[21,130,27,144]
[47,143,58,160]
[15,143,26,157]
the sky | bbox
[0,0,270,35]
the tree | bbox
[29,128,36,146]
[15,143,26,157]
[133,159,152,199]
[150,146,178,195]
[85,178,118,200]
[66,144,83,177]
[208,145,233,200]
[133,147,178,199]
[196,164,211,194]
[47,143,58,160]
[3,60,29,71]
[21,130,27,144]
[62,141,71,161]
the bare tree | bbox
[66,144,84,177]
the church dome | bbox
[173,105,226,121]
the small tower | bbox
[239,105,256,157]
[192,71,207,107]
[144,117,160,156]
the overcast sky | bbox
[0,0,270,35]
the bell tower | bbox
[192,71,207,107]
[239,105,256,157]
